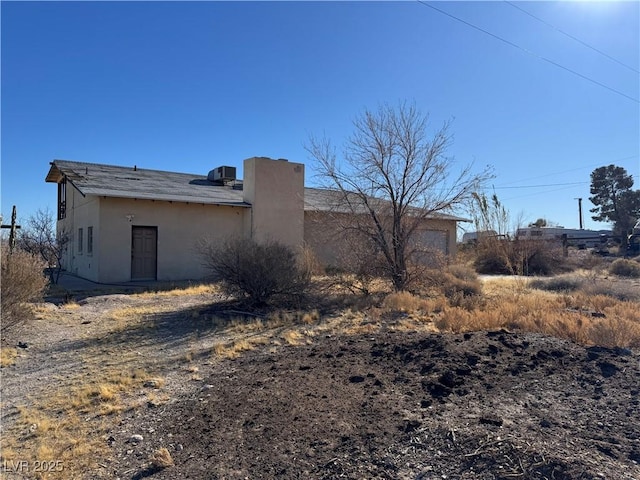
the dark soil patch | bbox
[112,330,640,479]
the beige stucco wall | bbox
[243,157,304,251]
[95,198,246,283]
[304,210,458,269]
[58,184,101,282]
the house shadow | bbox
[46,298,270,366]
[45,272,217,304]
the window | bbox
[58,179,67,220]
[87,226,93,255]
[78,228,83,254]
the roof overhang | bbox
[45,162,64,183]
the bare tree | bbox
[306,102,492,291]
[18,208,69,284]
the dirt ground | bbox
[1,282,639,480]
[118,330,640,480]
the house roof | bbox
[46,160,250,207]
[46,160,468,222]
[303,187,469,222]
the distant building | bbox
[46,157,466,283]
[461,230,499,244]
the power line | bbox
[495,155,639,187]
[491,181,588,190]
[416,1,640,104]
[504,1,640,75]
[500,184,586,202]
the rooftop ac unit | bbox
[207,166,236,183]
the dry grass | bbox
[150,447,174,469]
[136,283,222,297]
[382,291,425,313]
[211,336,270,359]
[6,404,110,478]
[3,365,164,478]
[226,317,265,333]
[1,346,19,367]
[433,276,640,348]
[609,258,640,278]
[281,329,307,345]
[61,299,81,309]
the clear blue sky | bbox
[2,1,639,233]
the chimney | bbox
[242,157,304,250]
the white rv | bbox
[516,227,611,248]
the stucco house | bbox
[45,157,466,283]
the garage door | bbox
[414,229,448,254]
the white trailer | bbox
[516,227,611,248]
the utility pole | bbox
[574,198,583,230]
[1,205,22,253]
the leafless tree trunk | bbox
[18,208,69,284]
[307,101,492,291]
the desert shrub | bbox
[382,291,423,313]
[447,264,479,283]
[1,248,48,330]
[433,306,477,333]
[588,317,640,349]
[566,250,607,272]
[474,238,567,276]
[299,244,324,276]
[582,281,640,302]
[414,266,482,302]
[442,269,482,298]
[416,266,482,310]
[198,237,311,305]
[609,259,640,278]
[529,276,584,293]
[523,251,554,275]
[473,249,512,275]
[473,237,516,274]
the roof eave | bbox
[45,162,63,183]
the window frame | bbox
[58,179,67,220]
[87,226,93,255]
[78,227,83,254]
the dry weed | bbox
[212,337,268,359]
[212,342,236,359]
[227,317,265,333]
[3,366,163,477]
[282,330,306,345]
[382,291,424,313]
[131,283,221,298]
[433,273,640,347]
[588,316,640,348]
[610,258,640,278]
[301,310,320,324]
[61,299,81,310]
[1,346,19,367]
[150,447,174,469]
